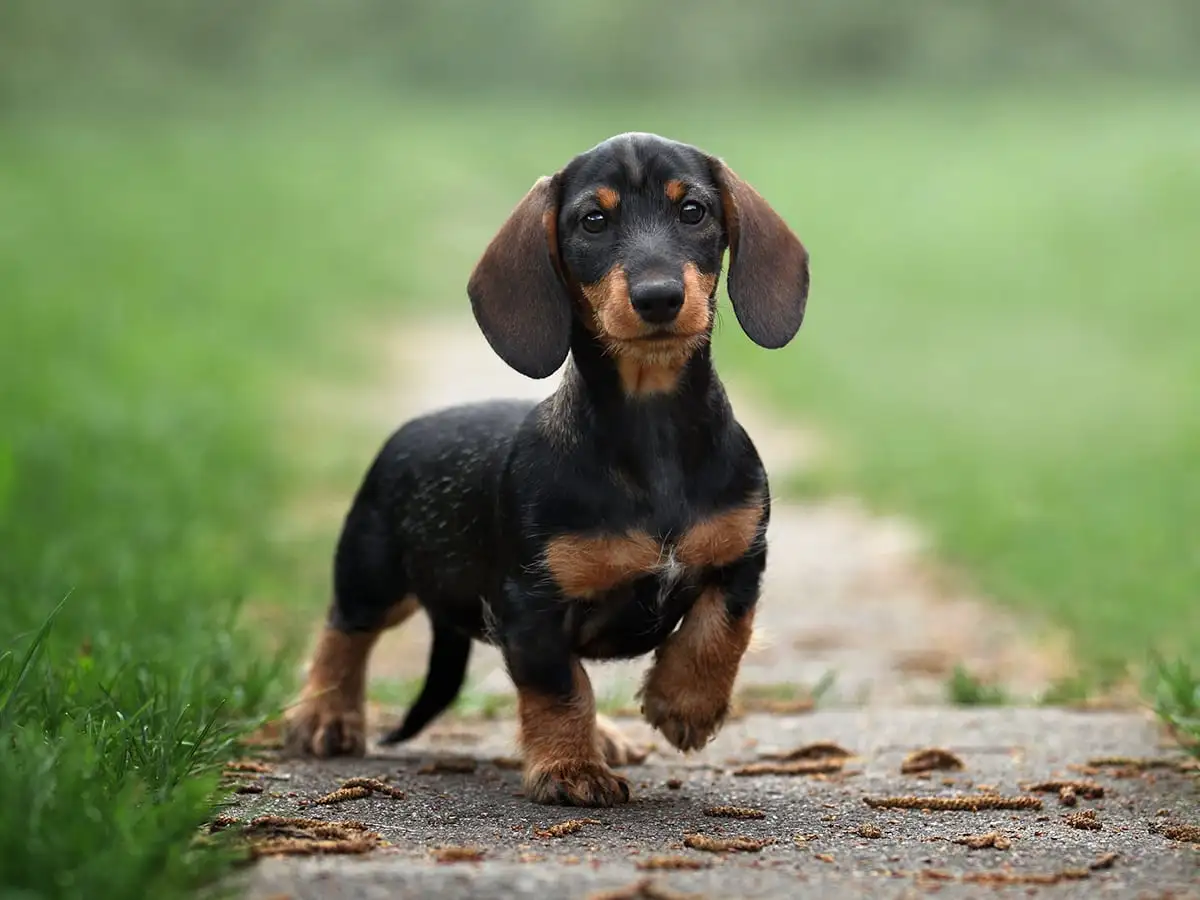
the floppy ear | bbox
[467,174,572,378]
[708,157,810,349]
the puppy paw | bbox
[283,696,367,758]
[639,684,728,753]
[594,714,648,766]
[524,759,631,807]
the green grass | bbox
[1149,657,1200,758]
[0,114,441,898]
[2,84,1197,896]
[945,666,1009,707]
[704,90,1200,673]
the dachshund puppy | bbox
[284,132,809,807]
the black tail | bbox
[379,621,472,745]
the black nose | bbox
[629,279,684,325]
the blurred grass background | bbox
[2,2,1199,897]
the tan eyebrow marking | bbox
[596,187,620,211]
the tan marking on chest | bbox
[544,531,661,599]
[675,496,765,570]
[544,496,765,599]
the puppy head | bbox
[468,133,809,382]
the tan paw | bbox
[639,683,728,753]
[283,695,367,758]
[524,758,632,807]
[594,714,648,766]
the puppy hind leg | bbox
[284,500,415,758]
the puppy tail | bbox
[378,621,471,745]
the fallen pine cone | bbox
[1151,822,1200,842]
[312,785,371,806]
[1064,809,1102,831]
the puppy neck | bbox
[559,320,726,424]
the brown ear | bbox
[708,157,809,349]
[467,175,572,378]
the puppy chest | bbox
[542,500,762,598]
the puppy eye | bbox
[679,200,706,225]
[581,211,608,234]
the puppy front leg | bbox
[502,598,630,806]
[640,546,764,752]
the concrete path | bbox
[240,316,1200,899]
[236,709,1198,899]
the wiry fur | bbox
[284,132,810,807]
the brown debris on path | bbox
[1024,778,1104,800]
[534,818,602,839]
[311,786,370,805]
[864,793,1042,811]
[1088,755,1187,770]
[635,856,712,871]
[703,805,765,819]
[952,831,1011,850]
[961,868,1091,886]
[900,748,964,775]
[732,758,845,777]
[1064,809,1102,830]
[225,760,273,774]
[1151,822,1200,842]
[683,834,773,853]
[309,776,405,806]
[432,845,487,863]
[756,740,853,763]
[240,816,384,859]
